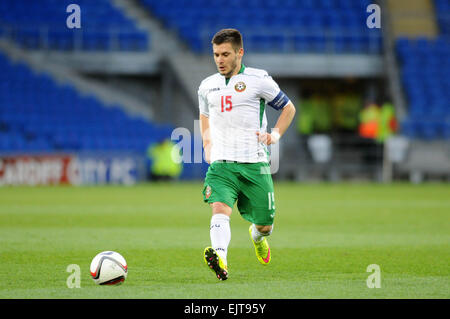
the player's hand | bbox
[256,131,280,145]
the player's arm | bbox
[257,101,296,145]
[256,73,297,145]
[198,87,212,163]
[271,101,296,143]
[200,113,212,163]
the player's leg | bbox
[251,224,273,242]
[202,162,239,280]
[236,162,275,265]
[249,223,273,265]
[204,202,232,280]
[209,202,232,265]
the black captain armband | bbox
[268,90,289,110]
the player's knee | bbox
[256,225,272,235]
[210,202,232,216]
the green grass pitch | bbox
[0,182,448,298]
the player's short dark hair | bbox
[211,28,243,51]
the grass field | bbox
[0,182,448,299]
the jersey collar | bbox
[225,63,245,85]
[238,63,246,74]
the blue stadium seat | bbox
[140,0,381,54]
[435,0,450,35]
[397,35,450,139]
[0,52,174,153]
[0,0,150,52]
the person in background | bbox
[147,138,182,181]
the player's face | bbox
[213,42,243,78]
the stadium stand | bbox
[0,52,173,153]
[396,0,450,140]
[0,0,446,182]
[140,0,382,54]
[0,0,149,51]
[435,0,450,35]
[386,0,438,39]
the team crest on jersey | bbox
[205,185,212,199]
[235,81,246,92]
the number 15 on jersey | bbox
[221,95,232,112]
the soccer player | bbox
[198,29,296,280]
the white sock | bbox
[210,214,231,265]
[251,223,273,243]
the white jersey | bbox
[198,65,290,163]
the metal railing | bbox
[0,24,150,52]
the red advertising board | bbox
[0,153,145,186]
[0,154,74,186]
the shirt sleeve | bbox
[198,88,209,117]
[259,74,290,110]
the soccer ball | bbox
[90,251,128,285]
